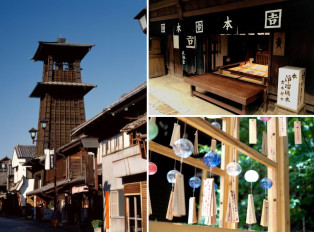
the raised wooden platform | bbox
[185,73,266,114]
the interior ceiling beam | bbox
[150,0,177,11]
[183,0,288,17]
[149,141,225,176]
[177,117,277,169]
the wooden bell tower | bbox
[30,38,96,157]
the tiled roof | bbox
[71,82,146,136]
[15,145,36,159]
[120,115,147,132]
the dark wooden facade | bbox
[149,0,314,112]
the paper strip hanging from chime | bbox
[149,188,152,215]
[225,190,239,223]
[193,130,199,155]
[211,139,216,152]
[249,119,257,144]
[294,121,302,145]
[246,194,257,224]
[188,197,197,224]
[170,123,181,147]
[260,199,269,227]
[262,131,268,155]
[201,178,217,225]
[166,191,174,220]
[172,173,186,217]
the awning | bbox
[26,177,85,196]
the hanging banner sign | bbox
[195,20,203,33]
[72,185,89,194]
[223,16,233,31]
[161,23,166,33]
[185,36,196,49]
[249,119,257,144]
[294,121,302,144]
[279,117,287,136]
[264,9,282,29]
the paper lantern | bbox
[189,176,201,189]
[260,117,272,122]
[173,138,194,158]
[244,170,259,182]
[226,162,242,176]
[203,151,221,167]
[260,177,273,189]
[148,162,158,175]
[211,121,221,130]
[149,120,159,141]
[167,170,180,184]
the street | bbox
[0,216,90,232]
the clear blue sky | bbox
[0,0,147,159]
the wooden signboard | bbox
[277,66,306,112]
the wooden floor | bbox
[185,73,265,114]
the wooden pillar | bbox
[267,117,290,232]
[267,117,278,232]
[220,117,239,229]
[276,117,290,232]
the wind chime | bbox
[166,122,193,220]
[225,131,242,224]
[188,168,201,224]
[201,135,221,225]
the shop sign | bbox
[175,22,182,34]
[223,16,233,31]
[186,36,196,49]
[161,23,166,33]
[72,185,89,194]
[195,20,203,33]
[265,9,282,28]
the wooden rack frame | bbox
[149,117,290,232]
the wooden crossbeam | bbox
[177,117,277,169]
[149,141,225,176]
[150,221,251,232]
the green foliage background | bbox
[237,117,314,231]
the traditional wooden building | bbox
[149,0,314,114]
[26,38,96,222]
[71,82,147,232]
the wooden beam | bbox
[150,0,177,11]
[183,0,288,18]
[149,141,225,176]
[150,221,251,232]
[149,13,179,22]
[177,117,277,169]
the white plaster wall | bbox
[19,178,34,206]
